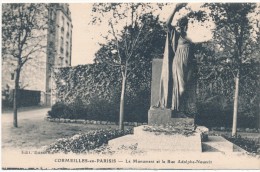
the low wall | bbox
[45,117,147,127]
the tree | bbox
[91,3,167,130]
[205,3,259,136]
[2,3,48,127]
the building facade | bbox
[2,3,72,106]
[46,3,73,105]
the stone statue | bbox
[156,3,198,118]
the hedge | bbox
[49,62,259,128]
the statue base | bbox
[109,125,203,152]
[148,108,194,126]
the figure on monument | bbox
[156,3,198,118]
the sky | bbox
[69,3,215,66]
[70,4,99,65]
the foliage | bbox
[44,128,133,154]
[48,102,74,119]
[224,135,260,155]
[195,3,260,130]
[52,64,121,104]
[48,95,148,123]
[50,63,150,122]
[2,3,48,59]
[197,108,259,129]
[143,122,195,137]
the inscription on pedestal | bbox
[148,109,172,125]
[148,109,194,125]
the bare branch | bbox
[126,24,144,62]
[109,21,122,64]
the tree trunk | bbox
[119,74,126,131]
[13,68,21,128]
[232,72,239,137]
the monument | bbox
[110,4,208,152]
[149,3,197,126]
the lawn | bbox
[1,108,121,150]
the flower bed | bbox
[43,128,133,154]
[211,127,259,133]
[142,122,195,137]
[223,135,260,155]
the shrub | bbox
[223,135,260,155]
[197,99,259,129]
[44,128,133,154]
[48,102,72,119]
[86,96,119,122]
[69,97,87,119]
[47,91,149,123]
[51,63,151,123]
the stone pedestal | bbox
[148,109,194,126]
[109,125,202,152]
[150,59,163,107]
[148,108,172,125]
[134,125,202,152]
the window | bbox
[61,27,64,33]
[66,32,69,38]
[11,73,14,80]
[66,42,68,50]
[61,16,64,26]
[60,47,64,53]
[60,37,64,46]
[60,58,63,67]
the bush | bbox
[197,98,259,129]
[87,96,119,122]
[44,128,133,154]
[69,98,88,119]
[124,89,150,123]
[224,135,260,154]
[51,63,151,123]
[47,91,149,123]
[48,102,73,119]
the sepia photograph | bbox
[1,1,260,170]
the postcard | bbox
[2,1,260,170]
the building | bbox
[46,3,73,105]
[2,3,73,106]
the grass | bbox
[2,108,125,150]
